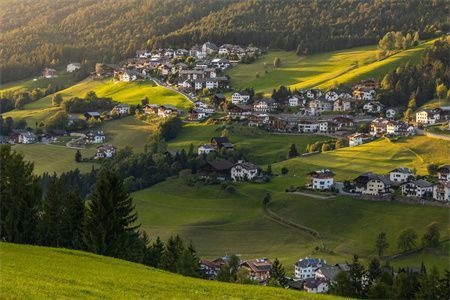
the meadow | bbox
[0,72,79,94]
[0,242,338,299]
[227,40,434,94]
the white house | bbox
[231,92,251,104]
[67,63,81,72]
[308,170,335,190]
[18,132,37,144]
[95,145,116,159]
[303,278,329,294]
[386,108,397,119]
[401,180,433,198]
[433,181,450,202]
[354,172,392,195]
[389,167,414,183]
[253,99,277,113]
[157,105,178,118]
[112,104,130,116]
[325,90,339,101]
[198,144,215,155]
[363,101,384,114]
[231,161,261,181]
[437,165,450,182]
[294,258,326,280]
[288,96,299,107]
[298,121,320,133]
[43,68,58,78]
[348,133,371,147]
[85,131,106,144]
[416,109,441,125]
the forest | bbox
[1,0,448,83]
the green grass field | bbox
[168,123,331,164]
[0,72,79,94]
[0,243,338,299]
[227,41,434,94]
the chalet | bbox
[84,111,101,120]
[158,105,178,118]
[240,258,272,284]
[202,42,219,55]
[332,116,354,128]
[66,63,81,72]
[319,121,338,133]
[227,104,252,119]
[248,113,270,127]
[211,137,234,151]
[416,109,441,125]
[231,160,261,181]
[112,104,130,116]
[143,104,159,115]
[309,98,333,112]
[288,96,300,107]
[315,264,350,283]
[179,69,206,80]
[354,172,392,195]
[305,89,323,99]
[187,109,207,121]
[95,145,116,159]
[333,98,354,111]
[386,120,415,136]
[348,133,371,147]
[85,131,106,144]
[18,131,37,144]
[199,159,233,180]
[401,180,433,198]
[194,77,228,90]
[189,46,205,59]
[253,99,277,113]
[231,92,251,104]
[437,165,450,182]
[268,115,294,132]
[389,167,414,183]
[303,278,329,294]
[352,85,376,100]
[174,49,189,58]
[95,63,120,77]
[363,101,384,114]
[433,181,450,202]
[212,58,231,70]
[325,90,339,101]
[386,108,397,119]
[298,120,320,133]
[194,100,214,113]
[218,46,230,55]
[370,118,389,136]
[294,258,326,280]
[198,144,215,155]
[199,259,223,280]
[43,68,58,78]
[308,170,335,190]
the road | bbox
[145,75,196,103]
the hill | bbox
[0,242,338,299]
[2,0,447,83]
[227,40,435,94]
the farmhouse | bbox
[18,131,37,144]
[240,258,272,284]
[348,133,371,147]
[315,264,350,283]
[43,68,58,78]
[202,42,219,55]
[253,99,278,113]
[66,63,81,72]
[112,104,130,116]
[363,101,384,114]
[194,77,228,90]
[354,172,392,195]
[325,90,339,101]
[416,109,441,125]
[389,167,414,183]
[199,259,223,280]
[95,145,116,159]
[85,131,106,144]
[212,58,231,70]
[231,91,251,104]
[401,180,433,198]
[194,100,214,113]
[303,278,329,294]
[386,108,397,119]
[114,69,138,82]
[199,159,233,180]
[437,165,450,182]
[294,258,326,280]
[198,144,215,155]
[308,170,335,190]
[248,113,270,127]
[158,105,178,118]
[433,181,450,202]
[298,120,320,133]
[210,137,234,151]
[319,121,338,133]
[84,111,101,120]
[143,104,159,115]
[231,160,261,181]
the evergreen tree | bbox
[144,236,165,267]
[0,145,41,243]
[288,144,298,158]
[160,235,184,272]
[421,222,440,248]
[348,255,366,298]
[367,257,382,284]
[60,189,85,249]
[83,170,141,260]
[397,228,417,252]
[266,164,272,176]
[38,176,64,246]
[75,150,82,162]
[269,258,287,287]
[375,232,389,257]
[176,242,200,277]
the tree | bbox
[75,150,82,162]
[367,257,382,284]
[335,139,346,149]
[368,281,391,299]
[60,189,85,249]
[266,164,272,176]
[427,164,438,175]
[435,83,448,106]
[176,247,200,277]
[321,143,330,152]
[422,222,440,248]
[144,237,165,267]
[273,57,281,68]
[281,167,289,175]
[263,192,271,206]
[0,145,41,243]
[38,176,64,246]
[288,143,299,158]
[375,232,389,257]
[416,266,441,300]
[83,170,141,260]
[269,258,287,287]
[160,235,184,272]
[52,94,63,106]
[221,128,229,137]
[348,255,366,298]
[330,271,353,297]
[397,228,417,252]
[15,96,26,109]
[217,254,240,282]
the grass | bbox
[0,242,339,299]
[0,72,79,94]
[167,123,331,164]
[227,41,435,94]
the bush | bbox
[225,185,235,193]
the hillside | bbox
[1,0,447,83]
[227,40,435,94]
[0,242,338,299]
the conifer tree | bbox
[288,144,298,158]
[38,176,64,246]
[60,189,85,249]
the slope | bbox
[0,242,338,299]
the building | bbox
[319,121,338,133]
[352,86,376,100]
[231,161,261,181]
[298,120,320,133]
[370,118,389,136]
[114,69,137,82]
[199,159,234,180]
[95,145,116,159]
[187,109,207,121]
[67,63,81,72]
[231,92,251,104]
[363,101,384,114]
[308,170,335,190]
[401,180,433,198]
[18,131,37,144]
[315,264,350,283]
[333,98,354,112]
[354,172,392,195]
[157,105,178,118]
[416,109,441,125]
[112,104,130,116]
[198,144,215,155]
[389,167,414,184]
[253,99,278,113]
[348,133,371,147]
[240,258,272,283]
[294,258,326,280]
[303,278,329,294]
[85,131,106,144]
[199,259,223,280]
[433,181,450,202]
[386,108,397,119]
[386,120,415,136]
[43,68,58,78]
[288,96,300,107]
[437,165,450,182]
[309,99,333,112]
[210,137,234,151]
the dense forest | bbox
[1,0,448,83]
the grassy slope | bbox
[13,116,153,174]
[227,41,433,94]
[168,123,331,164]
[0,72,78,94]
[0,243,337,300]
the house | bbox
[18,131,37,144]
[332,117,354,128]
[198,144,215,155]
[386,108,397,119]
[298,120,320,133]
[352,86,376,100]
[240,258,272,284]
[194,77,228,90]
[437,165,450,182]
[227,104,252,119]
[333,98,354,111]
[348,133,371,147]
[231,160,261,181]
[84,111,101,120]
[309,99,333,112]
[416,109,441,125]
[67,63,81,72]
[231,92,251,104]
[143,104,159,115]
[43,68,58,78]
[199,259,222,280]
[325,90,340,101]
[253,99,278,113]
[363,101,384,114]
[389,167,414,184]
[68,115,83,126]
[294,258,326,280]
[319,121,338,133]
[303,278,329,294]
[354,172,392,195]
[433,181,450,202]
[112,104,130,116]
[158,105,178,118]
[199,159,234,180]
[308,170,335,190]
[187,109,207,121]
[202,42,219,55]
[370,118,389,136]
[248,113,270,127]
[305,89,323,99]
[288,96,300,107]
[210,137,234,151]
[401,180,433,198]
[315,264,350,283]
[95,145,116,159]
[212,58,231,70]
[85,131,106,144]
[194,101,214,114]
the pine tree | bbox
[375,232,389,257]
[38,176,64,246]
[176,243,200,277]
[288,144,298,158]
[60,189,85,249]
[144,236,165,267]
[75,150,82,162]
[269,258,287,287]
[83,170,140,259]
[160,235,184,272]
[348,255,366,298]
[266,164,272,176]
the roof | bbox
[241,259,272,273]
[199,144,214,149]
[233,161,260,171]
[85,111,100,116]
[402,179,433,188]
[211,137,230,144]
[355,172,391,186]
[308,169,335,179]
[304,277,328,289]
[438,165,450,173]
[295,257,325,268]
[390,167,413,174]
[97,144,116,151]
[207,159,233,171]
